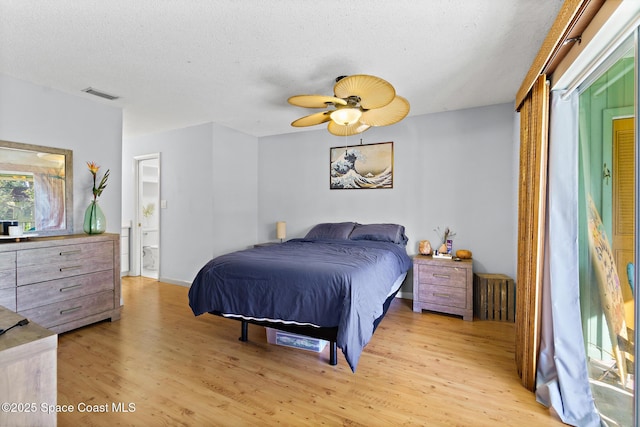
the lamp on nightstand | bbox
[276,221,286,243]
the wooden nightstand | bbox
[412,255,473,321]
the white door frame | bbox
[133,153,161,277]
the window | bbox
[0,172,35,232]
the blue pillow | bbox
[305,222,356,240]
[349,223,408,246]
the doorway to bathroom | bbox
[136,154,160,280]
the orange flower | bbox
[87,161,100,175]
[87,161,110,202]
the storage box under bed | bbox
[265,327,328,352]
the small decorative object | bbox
[433,251,453,259]
[456,249,472,259]
[2,221,18,235]
[8,225,23,237]
[83,161,110,235]
[419,240,432,255]
[434,226,456,254]
[83,201,106,235]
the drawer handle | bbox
[433,293,450,298]
[60,284,82,292]
[59,250,81,256]
[60,265,82,272]
[433,274,450,279]
[60,306,82,315]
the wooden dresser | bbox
[0,233,121,333]
[0,306,57,427]
[412,255,473,321]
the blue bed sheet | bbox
[188,238,411,371]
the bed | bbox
[188,222,411,372]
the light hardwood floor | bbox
[57,276,564,426]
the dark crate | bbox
[473,273,515,321]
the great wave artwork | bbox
[330,141,393,190]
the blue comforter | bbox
[188,238,411,371]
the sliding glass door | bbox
[578,32,636,425]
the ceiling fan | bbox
[287,74,410,136]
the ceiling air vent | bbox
[81,87,119,100]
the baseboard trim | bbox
[159,277,191,287]
[396,291,411,300]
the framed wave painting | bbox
[330,141,393,189]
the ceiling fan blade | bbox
[333,75,395,110]
[360,96,410,127]
[288,95,347,108]
[291,111,332,127]
[327,120,370,136]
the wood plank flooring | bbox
[56,277,564,426]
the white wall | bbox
[122,122,258,285]
[211,124,259,253]
[258,103,518,293]
[122,102,517,293]
[1,73,518,295]
[0,74,122,234]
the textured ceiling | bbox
[0,0,564,138]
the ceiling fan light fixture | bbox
[288,74,409,135]
[330,107,362,126]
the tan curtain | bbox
[513,0,608,393]
[515,74,549,391]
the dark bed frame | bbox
[210,287,400,366]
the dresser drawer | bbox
[18,259,114,286]
[0,269,16,290]
[19,290,114,329]
[418,264,467,288]
[17,242,114,286]
[419,283,467,308]
[17,241,113,268]
[0,287,16,311]
[0,252,16,290]
[17,270,114,311]
[0,252,16,270]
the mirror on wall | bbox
[0,140,73,235]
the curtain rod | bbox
[560,11,639,100]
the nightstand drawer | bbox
[418,264,466,287]
[420,284,467,308]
